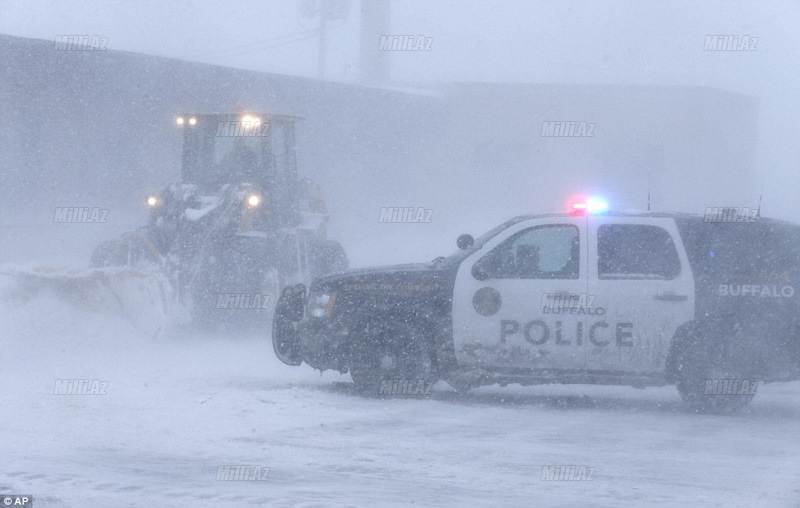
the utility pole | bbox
[317,5,327,79]
[301,0,351,80]
[359,0,391,83]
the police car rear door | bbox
[586,216,695,374]
[452,216,589,370]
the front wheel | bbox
[349,320,437,397]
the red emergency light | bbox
[570,197,609,214]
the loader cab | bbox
[175,112,300,226]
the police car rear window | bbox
[598,224,681,280]
[678,221,800,282]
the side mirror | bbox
[457,234,474,250]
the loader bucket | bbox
[2,266,172,337]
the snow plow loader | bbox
[7,112,348,334]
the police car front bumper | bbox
[295,318,350,372]
[273,285,349,372]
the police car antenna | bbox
[756,175,765,218]
[647,169,651,211]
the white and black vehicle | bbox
[274,200,800,413]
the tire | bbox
[190,235,283,331]
[259,266,282,324]
[675,341,756,414]
[189,265,222,331]
[272,285,305,366]
[349,319,437,397]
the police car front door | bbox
[586,217,695,373]
[452,218,588,370]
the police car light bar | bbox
[571,197,609,214]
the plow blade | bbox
[2,267,172,337]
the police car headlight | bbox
[308,290,336,318]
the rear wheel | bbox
[675,342,756,414]
[349,319,437,397]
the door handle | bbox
[654,293,688,301]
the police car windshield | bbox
[433,216,533,267]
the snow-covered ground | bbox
[2,279,800,507]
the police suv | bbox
[273,200,800,413]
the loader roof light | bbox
[175,116,185,126]
[246,193,262,208]
[239,115,263,133]
[146,195,159,207]
[570,197,609,214]
[188,117,197,126]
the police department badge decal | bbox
[473,287,502,316]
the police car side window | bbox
[479,225,580,279]
[597,224,680,280]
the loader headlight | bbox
[308,290,336,318]
[175,116,185,126]
[146,195,159,207]
[246,194,262,208]
[241,114,261,125]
